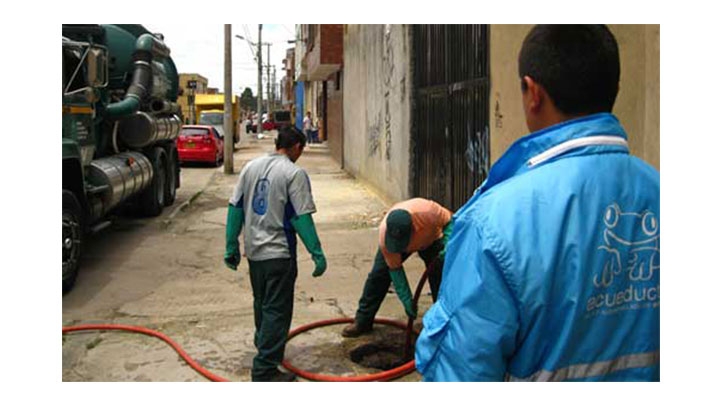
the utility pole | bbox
[257,25,263,134]
[272,65,276,111]
[265,43,272,113]
[223,24,234,174]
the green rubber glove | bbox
[439,218,454,261]
[224,204,244,271]
[291,213,327,277]
[389,267,416,319]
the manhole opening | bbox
[349,341,413,371]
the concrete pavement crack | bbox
[323,297,348,317]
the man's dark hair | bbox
[275,125,307,150]
[518,25,620,115]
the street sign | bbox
[188,80,197,89]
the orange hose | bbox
[281,317,417,382]
[281,263,434,382]
[62,324,230,382]
[62,263,436,382]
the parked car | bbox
[262,120,276,131]
[272,110,292,129]
[177,125,224,167]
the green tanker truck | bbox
[62,25,182,293]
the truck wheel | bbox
[63,190,83,294]
[164,145,178,207]
[140,147,167,217]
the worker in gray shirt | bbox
[225,126,326,382]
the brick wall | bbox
[321,25,344,65]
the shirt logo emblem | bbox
[252,179,270,215]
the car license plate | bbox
[186,142,195,148]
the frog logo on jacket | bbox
[586,203,660,317]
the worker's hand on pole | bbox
[389,267,416,319]
[225,204,244,271]
[291,213,327,277]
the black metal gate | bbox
[411,25,490,212]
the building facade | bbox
[295,24,344,163]
[178,73,209,124]
[339,24,660,210]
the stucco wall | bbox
[489,25,660,170]
[342,24,412,202]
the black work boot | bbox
[341,321,373,338]
[268,369,297,382]
[254,368,297,382]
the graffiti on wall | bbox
[368,112,381,157]
[494,93,504,129]
[366,25,406,162]
[465,123,490,180]
[382,24,395,161]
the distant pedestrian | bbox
[224,125,327,382]
[303,111,319,144]
[342,198,453,338]
[415,25,660,381]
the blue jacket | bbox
[415,113,660,381]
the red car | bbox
[177,125,224,166]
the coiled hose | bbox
[62,262,435,382]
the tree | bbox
[240,87,256,111]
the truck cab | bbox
[198,109,226,139]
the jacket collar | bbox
[478,113,629,194]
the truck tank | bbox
[102,24,179,103]
[62,24,183,293]
[65,25,182,218]
[100,25,182,151]
[86,152,154,217]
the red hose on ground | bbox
[62,323,230,382]
[281,317,417,382]
[281,262,434,382]
[62,263,436,382]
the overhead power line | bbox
[241,24,257,61]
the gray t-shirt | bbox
[229,152,316,261]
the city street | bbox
[62,131,429,382]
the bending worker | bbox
[225,126,327,382]
[342,198,453,338]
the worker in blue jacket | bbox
[415,25,660,381]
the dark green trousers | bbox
[353,239,444,329]
[248,257,297,381]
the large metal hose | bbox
[105,33,169,118]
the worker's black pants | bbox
[354,239,444,330]
[248,257,297,381]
